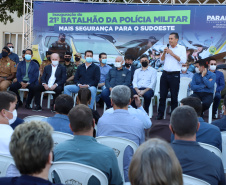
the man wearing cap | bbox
[0,47,17,91]
[40,51,52,77]
[191,59,216,115]
[64,52,77,85]
[0,43,19,64]
[156,32,186,120]
[49,33,71,64]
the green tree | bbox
[0,0,23,24]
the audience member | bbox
[64,50,100,109]
[54,104,123,185]
[64,51,76,85]
[76,88,100,125]
[97,85,144,182]
[132,54,157,113]
[0,46,17,91]
[0,121,62,185]
[42,94,73,134]
[170,106,225,184]
[101,56,131,109]
[0,43,19,64]
[33,53,66,112]
[180,62,194,79]
[190,59,216,114]
[124,54,136,86]
[40,51,52,76]
[0,91,20,177]
[6,91,24,129]
[9,49,39,109]
[156,32,186,120]
[104,89,152,130]
[212,95,226,131]
[129,138,183,185]
[208,59,225,119]
[171,97,222,151]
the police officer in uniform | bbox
[49,33,71,64]
[0,47,17,91]
[40,51,52,77]
[64,52,77,85]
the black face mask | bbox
[141,61,148,67]
[125,63,131,68]
[47,57,51,61]
[65,58,71,62]
[2,51,8,57]
[75,57,80,62]
[60,38,65,42]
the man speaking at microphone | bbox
[156,32,186,120]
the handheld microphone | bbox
[167,44,169,54]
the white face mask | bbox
[210,65,216,71]
[5,109,17,125]
[195,67,200,73]
[9,48,14,53]
[52,61,59,66]
[115,62,122,68]
[181,67,187,72]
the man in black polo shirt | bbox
[64,50,100,109]
[170,106,225,185]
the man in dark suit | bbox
[9,49,39,109]
[33,53,66,111]
[0,121,63,185]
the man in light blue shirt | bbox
[180,62,194,79]
[54,104,123,185]
[97,85,144,182]
[42,94,74,135]
[190,59,216,114]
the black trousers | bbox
[9,81,36,105]
[158,71,180,116]
[34,84,63,106]
[191,92,213,113]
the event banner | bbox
[33,1,226,65]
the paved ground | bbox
[17,96,219,142]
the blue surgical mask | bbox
[86,57,93,63]
[102,59,107,64]
[25,54,32,61]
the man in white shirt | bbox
[156,32,186,120]
[132,54,157,113]
[0,91,20,177]
[33,53,66,111]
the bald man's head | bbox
[115,56,124,69]
[51,53,60,66]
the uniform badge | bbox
[122,74,126,77]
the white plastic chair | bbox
[48,162,108,185]
[23,115,47,122]
[164,77,192,119]
[52,131,73,147]
[96,136,138,183]
[40,91,56,109]
[0,155,15,177]
[199,142,222,159]
[18,88,34,107]
[208,83,217,123]
[221,131,226,172]
[183,174,210,185]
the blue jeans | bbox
[64,85,97,109]
[213,92,221,115]
[96,85,106,102]
[101,88,111,108]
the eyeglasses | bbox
[210,64,216,66]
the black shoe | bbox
[51,105,55,113]
[156,114,163,120]
[33,105,42,111]
[25,104,32,109]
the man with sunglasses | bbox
[0,43,19,64]
[209,60,225,119]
